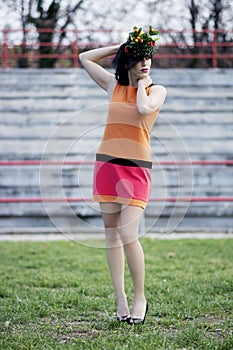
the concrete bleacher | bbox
[0,68,232,234]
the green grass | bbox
[0,238,232,349]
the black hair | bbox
[112,43,152,86]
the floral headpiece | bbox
[125,26,160,58]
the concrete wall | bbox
[0,68,232,233]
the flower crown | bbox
[125,26,160,58]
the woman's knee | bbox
[120,229,139,246]
[105,227,122,248]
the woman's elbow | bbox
[79,52,85,64]
[137,105,155,115]
[79,51,90,64]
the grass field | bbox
[0,238,232,349]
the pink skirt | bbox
[92,154,152,209]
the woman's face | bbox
[129,57,151,80]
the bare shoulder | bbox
[150,84,167,95]
[148,84,167,111]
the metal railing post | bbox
[73,29,79,68]
[212,29,217,69]
[3,28,9,69]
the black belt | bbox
[96,153,152,169]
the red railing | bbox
[0,28,232,69]
[0,159,232,203]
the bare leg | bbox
[100,202,130,317]
[120,205,147,319]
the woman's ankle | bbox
[116,293,129,315]
[133,294,146,304]
[116,291,127,302]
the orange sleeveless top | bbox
[97,84,160,164]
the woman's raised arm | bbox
[79,45,120,92]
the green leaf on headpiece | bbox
[149,25,159,36]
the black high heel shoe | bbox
[131,303,148,325]
[117,314,131,323]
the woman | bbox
[79,26,166,325]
